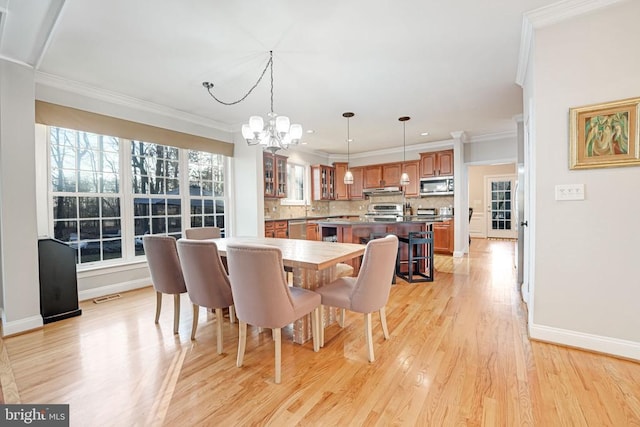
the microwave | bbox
[419,177,454,196]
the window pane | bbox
[102,219,121,238]
[151,199,165,215]
[134,198,150,216]
[134,218,150,235]
[79,197,99,218]
[103,239,122,260]
[53,196,76,219]
[191,199,202,214]
[102,173,119,193]
[102,198,121,218]
[204,200,214,214]
[191,216,202,227]
[151,218,166,234]
[78,171,99,192]
[167,217,181,233]
[54,220,77,241]
[80,220,100,239]
[204,215,215,226]
[166,200,181,215]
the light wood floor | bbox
[2,239,640,426]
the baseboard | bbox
[453,250,465,258]
[529,323,640,361]
[78,278,151,302]
[1,313,43,337]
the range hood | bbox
[363,186,403,196]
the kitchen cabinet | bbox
[363,165,383,189]
[382,163,402,186]
[311,165,335,200]
[433,218,454,254]
[401,161,420,197]
[420,149,454,178]
[263,153,288,198]
[265,220,288,238]
[306,222,319,241]
[364,162,404,188]
[334,163,364,200]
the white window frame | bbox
[281,162,309,206]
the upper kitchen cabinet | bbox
[311,164,335,200]
[334,163,364,200]
[420,149,454,178]
[363,163,402,188]
[264,153,288,198]
[401,161,420,197]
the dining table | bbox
[209,236,366,344]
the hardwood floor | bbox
[2,238,640,426]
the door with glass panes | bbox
[486,175,517,239]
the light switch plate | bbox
[555,184,584,201]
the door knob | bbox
[520,221,528,227]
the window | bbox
[50,127,122,263]
[131,141,182,255]
[48,126,226,265]
[285,163,306,204]
[188,150,226,234]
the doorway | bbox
[485,175,517,239]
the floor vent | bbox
[93,294,122,304]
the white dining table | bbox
[210,237,366,344]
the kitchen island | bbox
[311,218,441,277]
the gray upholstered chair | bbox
[226,243,321,384]
[316,234,399,362]
[184,226,221,240]
[142,235,187,334]
[176,239,235,354]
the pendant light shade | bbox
[399,116,410,186]
[343,112,355,185]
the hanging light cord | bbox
[202,51,273,107]
[347,117,350,166]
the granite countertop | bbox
[264,214,359,222]
[310,216,452,225]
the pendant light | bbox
[343,112,354,185]
[399,116,410,186]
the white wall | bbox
[0,60,43,335]
[529,1,640,359]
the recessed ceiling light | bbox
[420,132,430,136]
[306,129,315,134]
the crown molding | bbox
[0,54,33,69]
[35,71,232,131]
[516,0,627,86]
[467,130,517,143]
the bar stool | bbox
[395,231,434,283]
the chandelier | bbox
[343,112,354,184]
[399,116,410,186]
[202,51,302,153]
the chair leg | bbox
[173,294,180,334]
[237,321,247,367]
[338,308,345,328]
[274,328,282,384]
[364,312,374,362]
[311,307,319,352]
[215,308,224,354]
[379,306,390,340]
[319,305,325,348]
[191,304,199,340]
[154,291,162,324]
[229,305,236,324]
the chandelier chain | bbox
[203,52,273,106]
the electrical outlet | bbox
[555,184,584,201]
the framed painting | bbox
[569,97,640,169]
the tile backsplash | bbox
[264,195,454,219]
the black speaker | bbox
[38,238,82,324]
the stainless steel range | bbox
[364,203,404,222]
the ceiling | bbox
[1,0,560,155]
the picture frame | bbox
[569,97,640,169]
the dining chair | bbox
[176,239,235,354]
[184,226,221,240]
[316,234,399,362]
[142,235,187,334]
[226,243,321,384]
